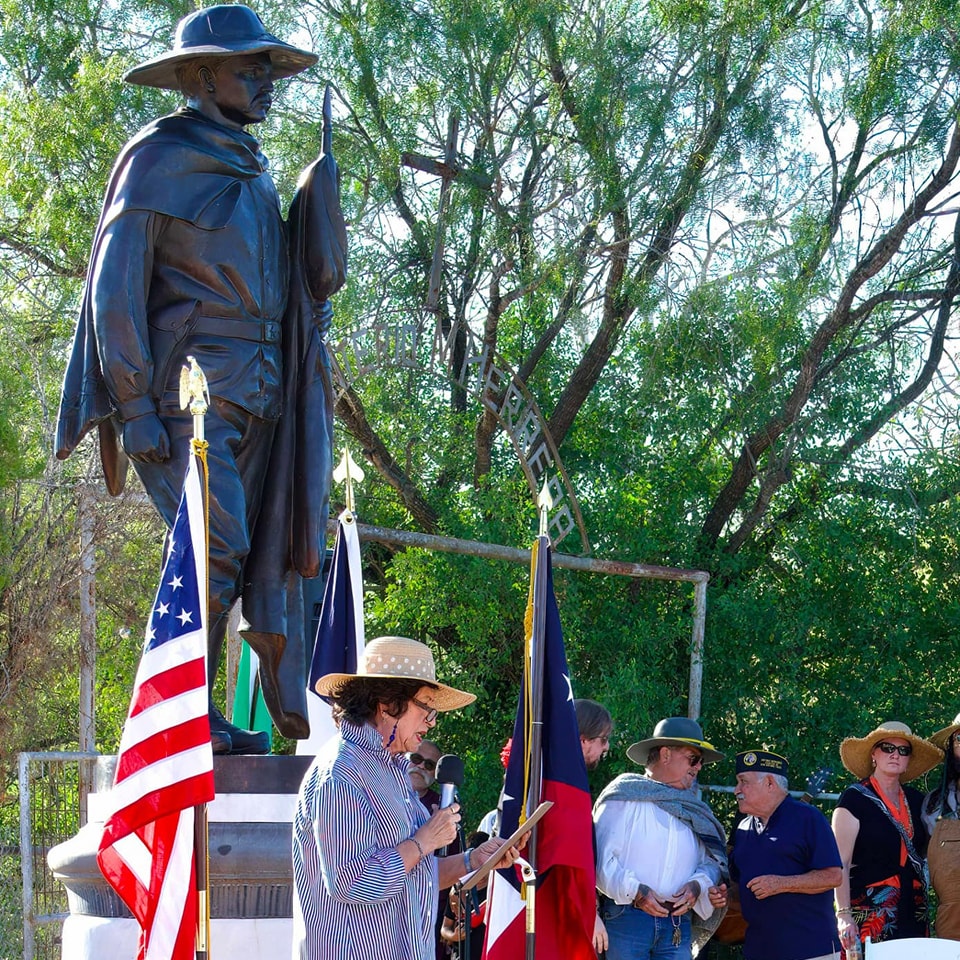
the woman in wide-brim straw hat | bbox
[831,721,943,955]
[922,712,960,940]
[291,636,520,960]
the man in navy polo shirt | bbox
[730,750,842,960]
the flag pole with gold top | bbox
[179,356,212,960]
[522,479,552,960]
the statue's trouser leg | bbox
[130,399,277,754]
[241,572,310,739]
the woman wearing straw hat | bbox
[291,636,519,960]
[921,712,960,939]
[831,721,943,954]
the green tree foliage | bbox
[1,0,959,826]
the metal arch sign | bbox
[328,313,591,554]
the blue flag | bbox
[297,511,365,754]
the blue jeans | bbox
[601,901,692,960]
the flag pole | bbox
[520,859,538,960]
[181,357,212,960]
[523,481,553,960]
[526,481,554,852]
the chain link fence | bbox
[17,753,97,960]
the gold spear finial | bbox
[179,356,210,414]
[537,477,554,538]
[179,356,210,442]
[333,447,365,515]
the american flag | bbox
[97,454,215,960]
[483,537,597,960]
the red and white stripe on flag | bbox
[97,455,215,960]
[484,865,526,957]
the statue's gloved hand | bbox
[121,412,171,463]
[313,299,333,339]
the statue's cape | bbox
[54,109,270,488]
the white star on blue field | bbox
[144,506,201,652]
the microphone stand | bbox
[453,802,482,960]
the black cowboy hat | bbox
[626,716,724,765]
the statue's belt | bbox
[149,310,281,344]
[191,314,281,343]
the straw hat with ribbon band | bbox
[626,717,724,766]
[839,720,943,783]
[314,636,476,712]
[929,712,960,752]
[124,5,318,90]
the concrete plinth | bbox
[59,916,294,960]
[48,755,314,960]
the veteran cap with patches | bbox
[736,750,789,776]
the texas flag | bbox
[483,538,596,960]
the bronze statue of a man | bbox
[55,5,345,753]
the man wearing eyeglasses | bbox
[593,717,729,959]
[408,740,442,805]
[728,750,842,960]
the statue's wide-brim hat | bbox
[626,716,724,765]
[314,636,476,712]
[125,4,318,90]
[929,712,960,751]
[839,720,943,782]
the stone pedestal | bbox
[58,917,293,960]
[48,755,313,960]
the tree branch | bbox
[699,119,960,550]
[334,386,440,532]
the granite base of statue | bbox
[47,755,313,960]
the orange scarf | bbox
[870,775,912,867]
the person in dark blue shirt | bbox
[729,750,842,960]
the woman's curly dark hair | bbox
[330,677,438,727]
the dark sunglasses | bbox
[876,741,912,757]
[408,753,437,771]
[678,750,703,767]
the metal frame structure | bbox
[349,520,710,719]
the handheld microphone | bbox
[435,754,465,856]
[436,754,465,808]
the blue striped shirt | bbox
[291,720,436,959]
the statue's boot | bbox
[242,628,310,740]
[210,724,232,756]
[208,703,269,755]
[208,611,270,755]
